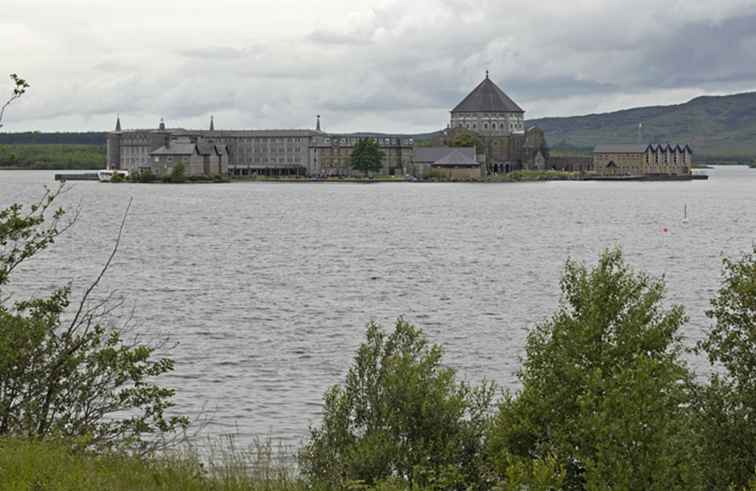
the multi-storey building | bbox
[593,144,693,176]
[106,116,414,177]
[310,133,414,176]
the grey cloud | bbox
[7,0,756,132]
[307,29,373,45]
[178,46,246,60]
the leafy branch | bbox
[0,73,30,129]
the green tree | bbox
[487,248,698,489]
[694,250,756,489]
[169,161,187,182]
[300,319,494,489]
[351,138,385,176]
[0,73,30,129]
[449,130,481,150]
[0,189,188,453]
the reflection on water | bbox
[1,166,754,445]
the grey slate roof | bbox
[452,77,524,114]
[150,142,197,156]
[414,146,475,164]
[432,149,479,166]
[196,142,228,156]
[593,144,649,153]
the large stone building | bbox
[593,144,693,176]
[107,115,413,177]
[433,73,549,174]
[310,132,414,177]
[106,73,551,179]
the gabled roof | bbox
[196,142,228,156]
[150,141,197,156]
[415,146,476,164]
[593,144,649,153]
[452,76,524,114]
[432,148,479,166]
[594,143,694,154]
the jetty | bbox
[54,173,99,182]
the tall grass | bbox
[0,437,306,491]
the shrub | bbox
[300,319,494,489]
[487,248,698,489]
[0,188,188,453]
[170,161,186,182]
[695,249,756,489]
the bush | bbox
[695,249,756,489]
[300,319,494,489]
[170,161,187,182]
[487,248,698,489]
[0,188,188,453]
[129,168,158,183]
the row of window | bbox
[455,122,523,131]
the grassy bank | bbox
[0,438,309,491]
[0,438,426,491]
[485,169,579,182]
[0,144,105,170]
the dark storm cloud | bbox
[638,13,756,89]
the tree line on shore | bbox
[1,188,755,490]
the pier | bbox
[54,173,99,182]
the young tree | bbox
[487,248,698,489]
[300,319,494,489]
[695,250,756,489]
[351,138,385,176]
[449,130,481,150]
[170,161,187,182]
[0,189,188,453]
[0,74,30,128]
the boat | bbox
[97,169,129,182]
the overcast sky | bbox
[3,0,756,133]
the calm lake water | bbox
[1,167,754,446]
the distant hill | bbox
[529,92,756,163]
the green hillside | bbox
[0,144,105,169]
[529,92,756,163]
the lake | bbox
[1,167,754,446]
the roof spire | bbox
[316,114,321,132]
[159,117,165,131]
[485,70,489,79]
[210,115,215,131]
[115,113,121,132]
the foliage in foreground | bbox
[0,188,187,453]
[487,248,698,489]
[694,249,756,489]
[0,437,308,491]
[300,319,494,489]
